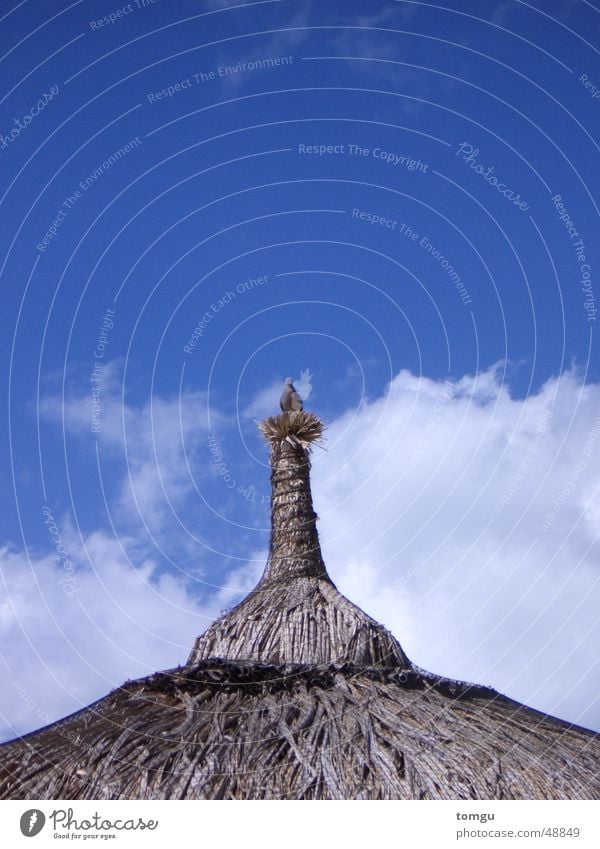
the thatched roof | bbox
[1,411,598,800]
[2,660,598,800]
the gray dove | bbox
[280,377,303,412]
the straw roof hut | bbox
[1,411,598,800]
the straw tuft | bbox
[259,411,324,448]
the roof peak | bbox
[188,413,411,669]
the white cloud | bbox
[313,367,600,730]
[1,370,267,740]
[0,525,264,742]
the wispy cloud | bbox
[209,0,316,93]
[39,362,221,533]
[242,376,283,419]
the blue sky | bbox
[1,0,599,740]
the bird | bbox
[280,377,303,412]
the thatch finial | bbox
[259,410,324,449]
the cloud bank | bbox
[314,367,600,731]
[2,365,599,741]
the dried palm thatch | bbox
[1,660,598,800]
[1,412,598,800]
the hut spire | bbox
[187,410,411,668]
[260,411,328,585]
